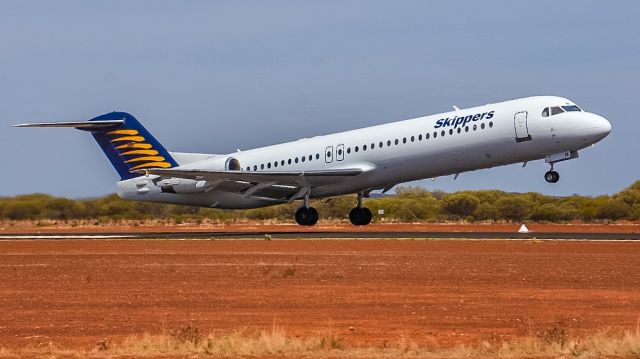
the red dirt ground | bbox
[0,239,639,352]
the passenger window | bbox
[418,134,422,141]
[371,143,375,149]
[253,165,257,171]
[355,146,359,152]
[301,156,305,162]
[394,139,399,145]
[308,155,312,161]
[288,159,292,165]
[363,145,367,151]
[481,123,485,129]
[387,140,391,146]
[489,122,494,128]
[379,141,383,147]
[267,162,271,168]
[441,130,445,137]
[433,132,437,138]
[337,148,343,156]
[542,108,549,117]
[449,129,453,135]
[261,164,265,169]
[281,160,285,166]
[465,126,469,132]
[274,161,278,167]
[551,106,564,116]
[295,158,298,163]
[347,147,351,154]
[411,136,415,142]
[457,128,461,134]
[316,153,320,159]
[402,137,407,144]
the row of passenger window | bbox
[246,121,494,171]
[246,153,321,171]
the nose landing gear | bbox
[544,164,560,183]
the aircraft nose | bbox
[593,114,611,136]
[585,113,611,141]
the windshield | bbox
[550,106,564,116]
[561,105,582,112]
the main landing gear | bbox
[544,164,560,183]
[293,191,373,226]
[349,192,372,226]
[295,192,318,226]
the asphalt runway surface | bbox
[2,230,640,240]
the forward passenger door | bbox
[514,111,532,142]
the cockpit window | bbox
[550,106,564,116]
[542,108,549,117]
[561,105,582,112]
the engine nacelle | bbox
[156,156,241,194]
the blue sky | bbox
[1,1,638,198]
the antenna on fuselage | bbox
[453,105,460,111]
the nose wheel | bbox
[544,170,560,183]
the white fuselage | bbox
[117,96,611,208]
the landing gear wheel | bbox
[349,207,372,226]
[295,207,318,226]
[544,170,560,183]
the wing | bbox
[136,163,376,201]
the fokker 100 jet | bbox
[16,96,611,226]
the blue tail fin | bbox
[84,112,178,180]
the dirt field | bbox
[1,238,639,353]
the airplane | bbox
[15,96,611,226]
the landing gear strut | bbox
[295,191,318,226]
[544,164,560,183]
[349,192,372,226]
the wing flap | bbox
[136,164,374,189]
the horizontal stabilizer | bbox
[13,120,124,129]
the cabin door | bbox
[514,111,532,142]
[336,144,345,161]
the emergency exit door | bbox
[325,146,334,163]
[514,111,532,142]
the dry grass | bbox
[2,326,640,358]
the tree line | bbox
[1,181,639,223]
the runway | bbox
[2,230,640,240]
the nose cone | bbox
[585,113,611,141]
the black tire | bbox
[349,207,372,226]
[360,207,372,225]
[551,171,560,183]
[544,171,555,183]
[307,207,319,226]
[295,207,318,226]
